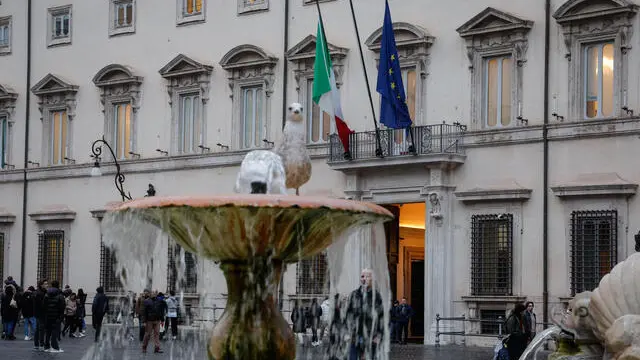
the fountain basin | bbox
[107,194,393,360]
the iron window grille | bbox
[100,239,123,293]
[570,210,617,296]
[37,230,65,285]
[167,242,198,294]
[480,309,505,335]
[0,232,4,282]
[471,214,513,296]
[296,252,329,296]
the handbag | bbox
[159,321,166,334]
[9,296,17,308]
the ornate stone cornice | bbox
[551,173,638,198]
[29,205,76,222]
[286,34,348,89]
[93,64,143,110]
[220,44,278,98]
[553,0,637,25]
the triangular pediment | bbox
[93,64,143,87]
[365,22,434,51]
[0,84,17,101]
[220,44,278,71]
[31,74,78,96]
[553,0,637,24]
[286,35,348,62]
[159,54,213,78]
[457,7,533,38]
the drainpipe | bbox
[279,0,290,310]
[542,0,551,328]
[20,0,32,286]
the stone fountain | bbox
[105,194,392,360]
[521,252,640,360]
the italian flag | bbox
[312,19,352,154]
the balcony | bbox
[327,123,466,171]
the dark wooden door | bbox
[383,205,400,302]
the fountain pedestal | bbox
[209,260,294,360]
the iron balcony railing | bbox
[328,123,466,163]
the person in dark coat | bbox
[308,298,323,347]
[77,289,87,334]
[43,280,65,352]
[142,291,165,354]
[290,300,306,345]
[91,286,109,342]
[33,279,48,349]
[505,303,528,360]
[20,286,37,340]
[390,300,400,343]
[1,284,20,340]
[346,269,385,360]
[397,297,414,345]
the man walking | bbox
[142,291,164,354]
[20,286,37,340]
[396,297,414,345]
[43,280,65,353]
[92,286,109,342]
[33,280,48,350]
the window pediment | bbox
[219,44,278,71]
[31,74,78,96]
[551,172,638,197]
[159,53,213,79]
[93,64,143,88]
[29,205,76,222]
[286,35,347,62]
[553,0,637,25]
[457,7,533,38]
[0,207,16,224]
[365,22,434,53]
[0,84,17,116]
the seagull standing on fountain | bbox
[275,103,312,195]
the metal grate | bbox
[570,210,617,296]
[296,252,329,296]
[480,309,505,335]
[167,242,198,294]
[471,214,513,296]
[100,238,123,293]
[0,232,4,282]
[37,230,65,285]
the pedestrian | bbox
[345,268,385,360]
[141,291,164,354]
[164,290,179,340]
[136,290,149,342]
[397,297,414,345]
[505,303,528,360]
[77,288,87,334]
[327,294,349,360]
[33,279,48,350]
[524,301,537,343]
[92,286,109,342]
[290,299,306,346]
[20,286,37,341]
[1,283,20,340]
[308,298,323,347]
[43,280,65,353]
[390,299,400,343]
[318,296,331,345]
[62,293,77,337]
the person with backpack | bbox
[142,291,165,354]
[20,286,36,341]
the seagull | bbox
[274,103,312,195]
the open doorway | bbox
[383,202,425,342]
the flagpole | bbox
[346,0,384,158]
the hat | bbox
[28,286,36,291]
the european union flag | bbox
[376,0,412,130]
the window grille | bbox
[100,239,123,293]
[37,230,64,285]
[480,309,505,335]
[570,210,617,296]
[0,232,4,282]
[471,214,513,296]
[296,252,329,296]
[167,242,198,294]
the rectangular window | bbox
[483,56,512,127]
[584,43,614,119]
[570,210,617,295]
[0,233,4,282]
[184,0,203,15]
[471,214,513,296]
[241,86,264,149]
[37,230,65,286]
[167,243,198,294]
[0,115,7,169]
[480,309,505,335]
[0,22,9,47]
[113,103,132,159]
[178,94,201,153]
[306,79,332,143]
[52,13,70,39]
[114,0,133,28]
[100,239,123,293]
[296,252,329,295]
[50,110,68,165]
[392,68,417,145]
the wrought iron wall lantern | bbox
[90,136,155,201]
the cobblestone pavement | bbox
[0,327,495,360]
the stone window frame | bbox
[92,64,143,161]
[176,0,205,26]
[286,34,348,144]
[31,74,78,167]
[109,0,136,37]
[220,44,278,150]
[47,4,72,48]
[553,0,637,121]
[0,15,12,55]
[238,0,269,15]
[159,54,213,155]
[457,7,533,130]
[0,210,16,282]
[0,84,17,169]
[365,22,434,127]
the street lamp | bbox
[90,136,155,201]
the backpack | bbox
[493,338,510,360]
